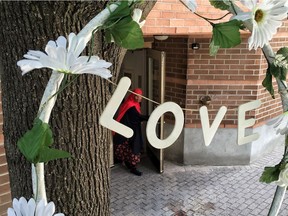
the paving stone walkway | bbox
[111,143,288,216]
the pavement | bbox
[110,143,288,216]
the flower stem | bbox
[194,12,214,26]
[32,163,47,204]
[268,186,286,216]
[268,135,288,215]
[30,1,122,204]
[226,2,288,214]
[194,12,231,22]
[32,72,65,203]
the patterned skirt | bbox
[114,141,141,166]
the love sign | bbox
[100,77,261,149]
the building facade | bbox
[138,0,287,165]
[1,1,287,214]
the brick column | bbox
[0,88,11,216]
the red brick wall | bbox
[185,35,284,128]
[150,19,288,128]
[0,86,11,216]
[144,0,287,128]
[143,0,228,35]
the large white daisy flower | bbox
[17,33,112,79]
[7,197,64,216]
[232,0,288,50]
[180,0,197,12]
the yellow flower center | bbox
[254,9,264,23]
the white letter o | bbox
[146,102,184,149]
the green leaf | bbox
[38,147,71,163]
[209,0,230,10]
[262,70,275,99]
[273,47,288,79]
[283,155,288,163]
[269,63,287,80]
[212,20,242,48]
[260,165,281,184]
[17,118,71,164]
[110,17,144,49]
[103,1,144,49]
[277,47,288,58]
[209,39,220,56]
[104,1,131,27]
[17,119,53,163]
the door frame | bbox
[147,49,166,173]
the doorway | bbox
[116,48,166,173]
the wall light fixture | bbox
[191,42,200,50]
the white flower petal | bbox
[54,214,65,216]
[55,47,67,66]
[7,208,16,216]
[27,198,36,216]
[19,197,28,216]
[17,59,44,75]
[40,55,66,71]
[132,8,142,23]
[231,12,252,21]
[67,52,77,68]
[56,36,67,48]
[74,67,112,79]
[67,33,78,54]
[181,0,197,12]
[12,198,21,216]
[87,56,100,62]
[241,0,257,10]
[35,199,45,216]
[24,50,46,60]
[43,202,56,216]
[73,36,87,57]
[47,40,57,48]
[132,8,146,28]
[75,56,90,65]
[45,45,58,59]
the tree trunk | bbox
[0,1,155,215]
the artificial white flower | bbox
[268,111,288,135]
[274,54,288,69]
[180,0,197,12]
[17,33,112,79]
[232,0,288,50]
[7,197,64,216]
[276,164,288,187]
[132,9,146,28]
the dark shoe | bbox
[130,168,142,176]
[124,161,132,169]
[114,158,122,164]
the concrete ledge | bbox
[164,122,284,166]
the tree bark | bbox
[0,1,155,215]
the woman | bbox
[113,88,149,176]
